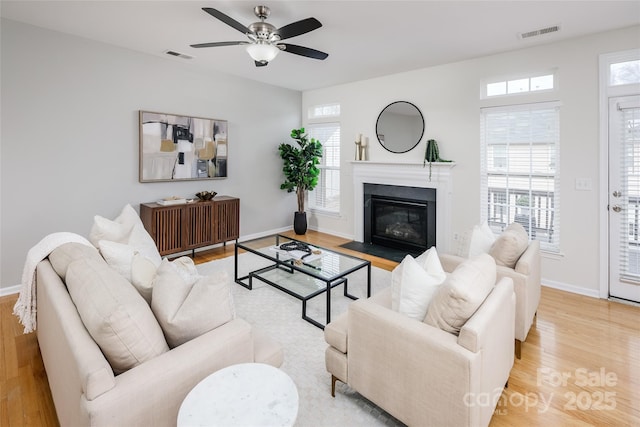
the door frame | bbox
[598,49,640,299]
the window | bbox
[609,59,640,86]
[308,103,340,119]
[480,102,561,252]
[483,72,555,98]
[307,122,340,213]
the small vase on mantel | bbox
[294,212,307,235]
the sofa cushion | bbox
[98,240,157,304]
[48,242,103,281]
[489,222,529,268]
[89,204,162,267]
[424,253,496,335]
[391,248,446,321]
[65,258,169,374]
[151,258,236,348]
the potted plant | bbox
[278,128,323,234]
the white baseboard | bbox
[308,225,354,241]
[1,284,21,297]
[239,227,292,242]
[542,279,601,299]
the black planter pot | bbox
[293,211,307,235]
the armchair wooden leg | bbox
[331,375,338,397]
[515,339,522,359]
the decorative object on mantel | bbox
[195,191,217,201]
[157,196,188,206]
[423,139,452,180]
[354,133,368,161]
[278,128,323,235]
[139,110,228,183]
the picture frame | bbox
[139,110,228,182]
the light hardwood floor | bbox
[1,230,638,426]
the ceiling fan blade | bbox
[277,18,322,40]
[255,61,268,67]
[190,41,247,48]
[202,7,249,34]
[281,44,328,60]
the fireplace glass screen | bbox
[363,183,436,253]
[372,199,427,250]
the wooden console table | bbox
[140,196,239,256]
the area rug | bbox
[197,253,405,427]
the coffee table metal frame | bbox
[235,234,371,329]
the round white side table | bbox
[177,363,299,427]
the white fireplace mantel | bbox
[351,161,456,253]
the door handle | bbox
[613,191,622,198]
[612,205,622,213]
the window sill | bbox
[309,208,341,218]
[541,249,565,260]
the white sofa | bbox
[35,247,282,426]
[325,256,516,427]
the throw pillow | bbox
[48,242,103,281]
[131,254,158,305]
[89,204,162,267]
[98,240,157,304]
[424,253,496,335]
[88,204,139,247]
[489,222,529,268]
[65,257,169,374]
[468,221,496,258]
[151,258,236,348]
[398,253,447,321]
[391,247,447,318]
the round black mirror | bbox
[375,101,425,153]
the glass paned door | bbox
[609,95,640,302]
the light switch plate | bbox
[575,178,592,191]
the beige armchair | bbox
[440,240,541,358]
[325,278,515,427]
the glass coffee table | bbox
[235,234,371,329]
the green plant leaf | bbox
[278,128,324,212]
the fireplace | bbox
[364,183,436,253]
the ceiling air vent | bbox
[519,25,561,40]
[164,50,193,60]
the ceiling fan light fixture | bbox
[246,43,280,63]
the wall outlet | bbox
[575,178,592,191]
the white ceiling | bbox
[2,1,639,91]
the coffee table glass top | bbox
[237,234,369,283]
[235,234,371,328]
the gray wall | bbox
[1,19,302,289]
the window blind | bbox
[618,103,640,280]
[480,102,561,252]
[307,123,341,213]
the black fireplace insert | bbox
[364,184,436,253]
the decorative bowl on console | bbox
[195,191,217,201]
